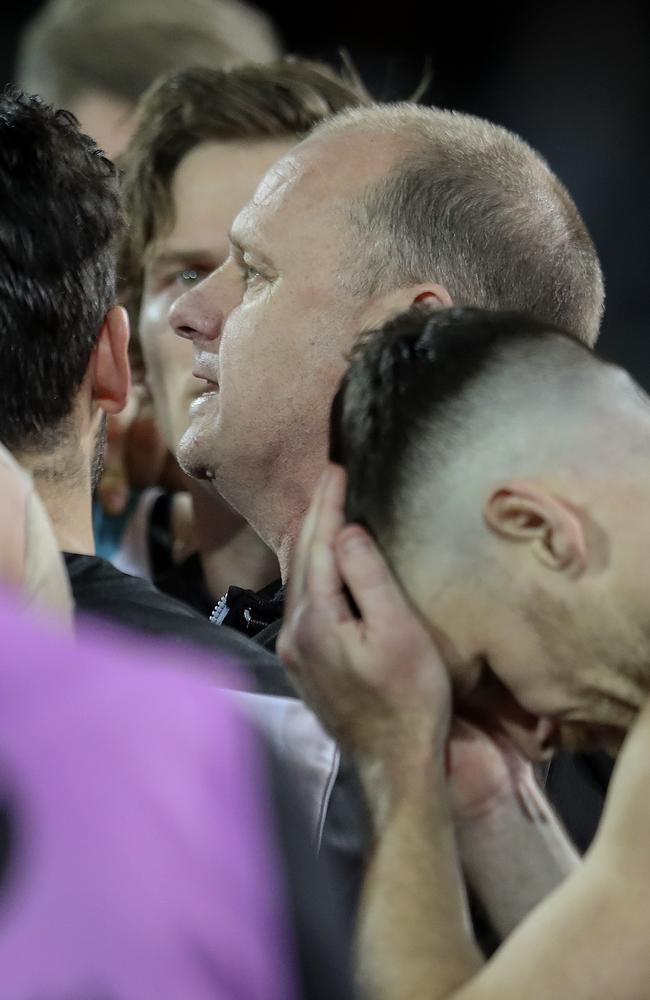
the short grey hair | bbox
[315,104,604,346]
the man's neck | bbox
[190,482,279,597]
[276,520,302,585]
[18,451,95,556]
[211,458,323,586]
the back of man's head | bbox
[0,87,120,453]
[312,105,604,345]
[332,307,650,734]
[332,306,645,579]
[16,0,281,111]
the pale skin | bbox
[278,466,650,1000]
[137,140,285,597]
[170,130,453,581]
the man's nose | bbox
[170,271,227,344]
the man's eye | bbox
[176,268,206,287]
[244,264,262,285]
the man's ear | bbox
[362,282,453,326]
[484,481,587,578]
[92,306,130,415]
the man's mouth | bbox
[192,370,219,393]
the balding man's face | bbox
[169,132,399,529]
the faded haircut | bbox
[314,105,604,346]
[120,59,370,314]
[330,307,599,555]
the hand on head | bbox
[278,463,536,823]
[278,464,452,771]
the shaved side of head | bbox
[332,307,650,584]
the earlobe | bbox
[92,306,131,415]
[484,483,588,578]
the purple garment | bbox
[0,591,297,1000]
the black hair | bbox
[330,306,585,539]
[0,87,121,451]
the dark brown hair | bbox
[119,59,370,313]
[0,88,121,451]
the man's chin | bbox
[176,426,213,482]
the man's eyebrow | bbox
[145,249,222,269]
[228,230,271,264]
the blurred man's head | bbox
[121,60,369,457]
[171,102,604,575]
[332,307,650,756]
[0,88,128,491]
[16,0,281,157]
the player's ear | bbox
[92,306,131,415]
[484,481,587,578]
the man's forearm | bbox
[356,756,483,1000]
[457,777,579,940]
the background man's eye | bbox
[179,268,200,285]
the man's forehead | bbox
[251,154,302,207]
[232,133,390,249]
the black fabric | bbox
[220,579,285,637]
[148,490,177,580]
[545,750,613,853]
[64,553,281,679]
[155,551,216,620]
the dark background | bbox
[3,1,649,386]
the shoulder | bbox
[64,553,283,677]
[589,698,650,874]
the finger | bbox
[284,467,330,618]
[335,524,413,628]
[306,463,348,602]
[284,464,352,635]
